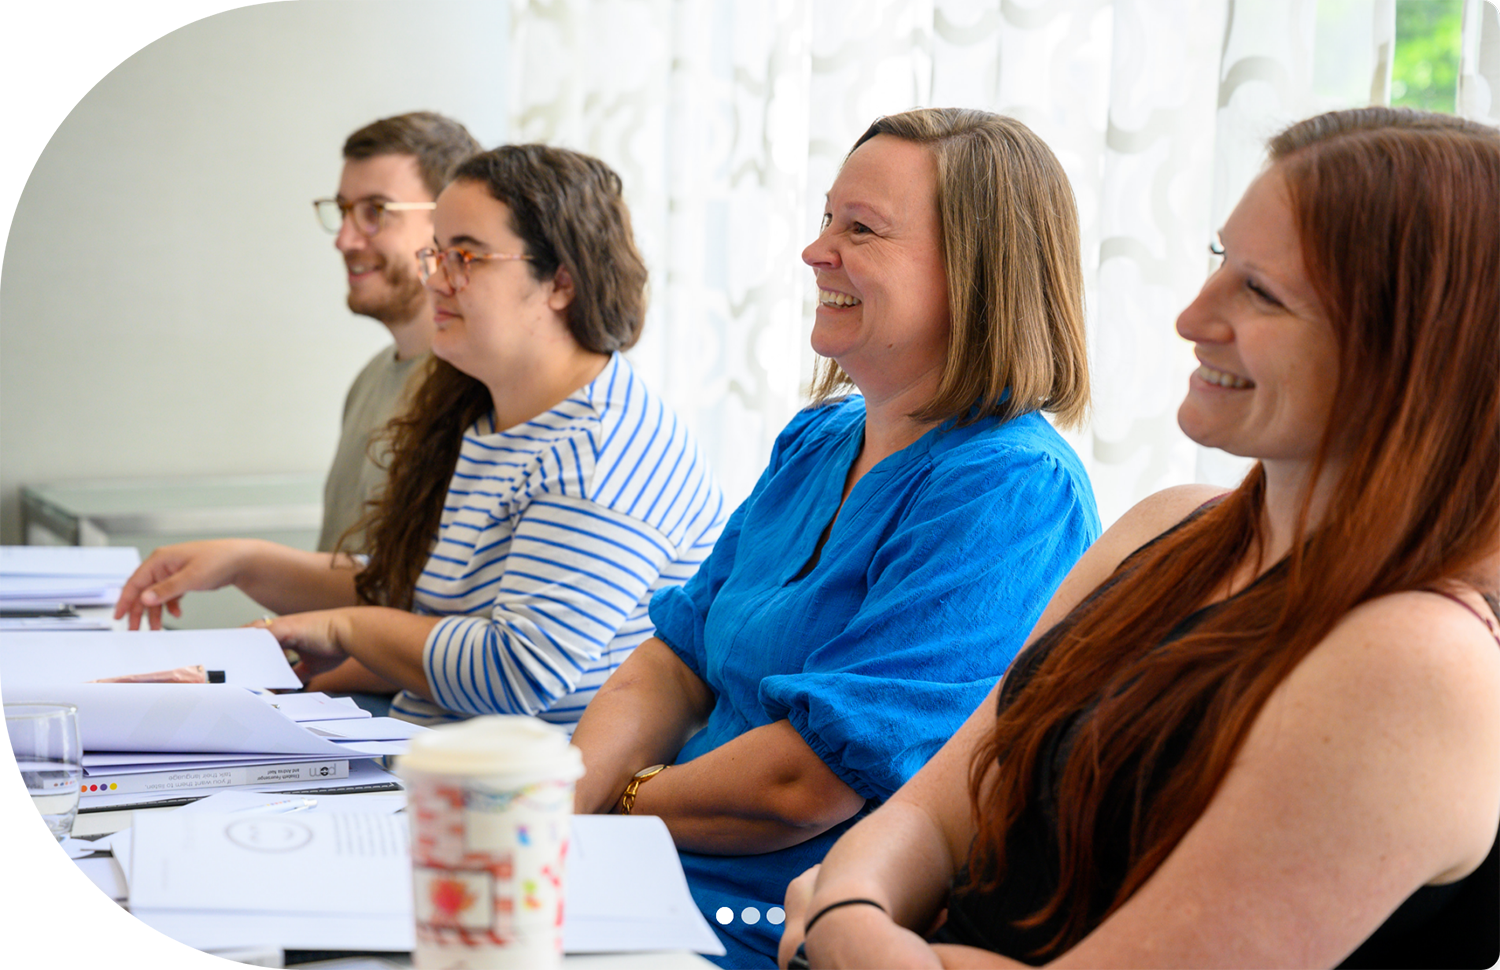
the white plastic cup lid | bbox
[397,715,584,780]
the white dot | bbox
[767,907,786,925]
[741,907,761,925]
[715,907,733,925]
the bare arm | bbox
[783,489,1500,969]
[571,637,717,813]
[268,607,441,699]
[571,637,866,854]
[1036,594,1500,969]
[114,538,360,628]
[628,718,867,854]
[303,657,402,695]
[779,484,1230,968]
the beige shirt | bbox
[318,348,426,553]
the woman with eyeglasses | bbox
[114,145,726,728]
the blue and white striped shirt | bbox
[389,354,725,727]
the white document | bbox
[0,613,114,632]
[126,812,722,955]
[0,545,141,577]
[0,577,121,605]
[131,811,411,913]
[303,717,429,741]
[79,759,402,810]
[85,750,353,769]
[175,789,407,816]
[0,683,393,755]
[261,691,371,721]
[83,753,350,775]
[0,627,302,690]
[566,816,724,954]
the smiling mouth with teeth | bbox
[1196,364,1254,389]
[819,289,861,307]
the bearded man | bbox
[312,113,481,553]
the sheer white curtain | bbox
[1460,0,1500,123]
[506,0,1496,522]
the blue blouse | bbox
[649,397,1101,967]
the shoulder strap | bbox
[1424,588,1500,646]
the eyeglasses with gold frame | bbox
[416,246,533,292]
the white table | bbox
[42,803,720,970]
[60,857,714,970]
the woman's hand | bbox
[777,865,819,967]
[262,610,355,684]
[115,539,256,630]
[779,867,944,969]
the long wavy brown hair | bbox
[964,107,1500,958]
[347,145,648,609]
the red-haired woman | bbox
[777,107,1500,969]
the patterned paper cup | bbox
[397,716,585,969]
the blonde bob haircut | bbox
[810,108,1090,429]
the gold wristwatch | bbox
[619,764,667,814]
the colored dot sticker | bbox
[109,783,117,790]
[715,907,733,925]
[741,907,761,925]
[768,907,786,925]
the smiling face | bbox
[423,179,575,387]
[333,154,433,326]
[1175,167,1341,465]
[801,135,951,402]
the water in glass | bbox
[6,703,83,841]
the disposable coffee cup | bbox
[397,716,585,970]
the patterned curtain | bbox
[506,0,1488,523]
[1461,0,1500,124]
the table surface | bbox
[70,797,718,970]
[24,474,324,517]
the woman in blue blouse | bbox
[570,108,1100,968]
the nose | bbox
[334,212,364,254]
[422,253,456,296]
[1175,273,1234,345]
[802,226,840,270]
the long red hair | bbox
[965,107,1500,958]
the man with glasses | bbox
[311,112,480,555]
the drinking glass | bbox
[5,703,82,840]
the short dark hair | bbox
[342,112,482,199]
[451,145,648,353]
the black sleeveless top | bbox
[935,548,1500,968]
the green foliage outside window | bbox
[1392,0,1463,112]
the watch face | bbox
[635,764,666,779]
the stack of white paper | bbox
[1,678,421,807]
[126,813,724,957]
[0,628,304,690]
[0,545,140,612]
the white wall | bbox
[0,0,510,544]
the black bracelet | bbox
[802,897,888,937]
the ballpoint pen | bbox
[231,797,317,815]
